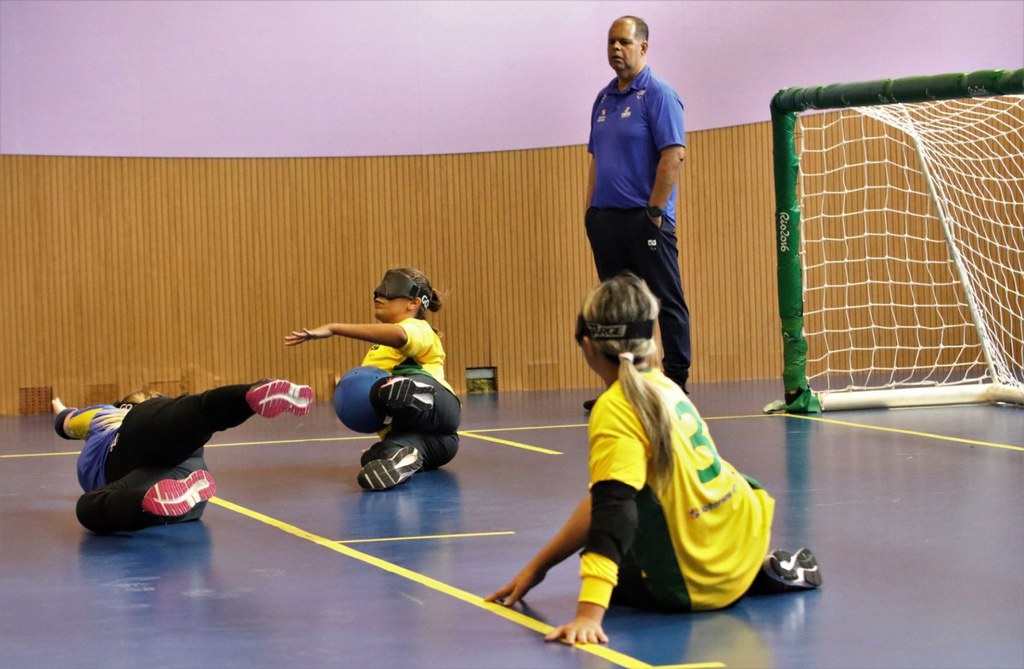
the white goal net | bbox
[796,94,1024,409]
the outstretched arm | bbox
[486,494,592,607]
[285,322,408,349]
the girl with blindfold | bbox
[488,272,820,644]
[285,267,460,491]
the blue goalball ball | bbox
[334,366,389,433]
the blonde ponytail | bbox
[581,273,675,493]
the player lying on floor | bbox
[54,379,313,534]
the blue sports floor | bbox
[1,380,1022,669]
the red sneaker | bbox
[142,470,217,517]
[246,379,314,418]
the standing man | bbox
[584,15,690,408]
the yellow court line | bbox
[458,431,564,455]
[460,415,774,434]
[207,496,705,669]
[779,412,1024,452]
[0,412,783,461]
[207,435,373,448]
[705,414,778,421]
[0,450,79,459]
[1,432,560,460]
[337,530,515,545]
[462,423,587,433]
[0,436,371,460]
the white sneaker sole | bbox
[357,446,423,491]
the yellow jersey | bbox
[582,368,774,610]
[361,317,454,395]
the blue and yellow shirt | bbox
[55,405,126,493]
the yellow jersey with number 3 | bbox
[585,368,774,610]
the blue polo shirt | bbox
[588,66,686,225]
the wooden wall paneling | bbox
[25,156,52,397]
[0,157,15,409]
[723,127,742,379]
[679,127,714,383]
[480,149,512,389]
[2,121,800,414]
[492,149,520,390]
[479,150,502,387]
[751,122,784,381]
[730,122,776,382]
[723,124,746,381]
[445,152,466,392]
[728,123,760,381]
[191,158,212,390]
[547,146,574,390]
[4,158,39,404]
[516,148,546,389]
[470,149,499,391]
[238,158,261,384]
[54,157,89,400]
[709,125,736,382]
[678,123,780,385]
[201,158,225,390]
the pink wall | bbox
[1,0,1021,157]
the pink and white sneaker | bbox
[246,379,314,418]
[142,470,217,517]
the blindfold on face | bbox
[373,270,429,301]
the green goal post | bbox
[768,68,1024,413]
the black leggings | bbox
[610,551,786,611]
[360,375,460,471]
[76,384,256,534]
[610,551,681,611]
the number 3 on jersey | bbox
[676,401,722,483]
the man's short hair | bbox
[617,15,649,42]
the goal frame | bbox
[769,68,1024,412]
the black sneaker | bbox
[764,548,822,589]
[357,446,423,491]
[583,398,597,412]
[377,376,436,413]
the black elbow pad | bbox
[586,480,639,564]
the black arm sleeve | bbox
[585,480,639,565]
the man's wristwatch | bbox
[645,205,663,219]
